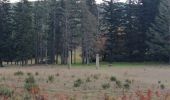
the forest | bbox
[0,0,169,67]
[1,0,170,100]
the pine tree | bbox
[67,0,81,64]
[47,0,59,64]
[0,0,12,67]
[81,0,97,64]
[102,0,127,62]
[147,0,170,62]
[13,0,33,66]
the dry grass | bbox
[0,65,169,100]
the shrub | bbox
[35,72,39,76]
[93,74,99,80]
[56,73,60,77]
[160,84,165,89]
[86,77,91,82]
[110,76,117,82]
[116,80,122,88]
[125,79,131,84]
[102,83,110,89]
[0,86,13,97]
[14,71,24,76]
[123,83,130,90]
[48,75,55,83]
[25,75,35,84]
[24,75,39,93]
[27,72,32,76]
[158,81,161,84]
[74,78,83,87]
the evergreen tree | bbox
[13,0,33,66]
[33,0,48,64]
[81,0,97,64]
[0,0,12,67]
[102,0,127,62]
[47,0,59,64]
[147,0,170,62]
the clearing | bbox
[0,64,170,100]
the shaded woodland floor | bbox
[0,65,170,100]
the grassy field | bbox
[0,64,170,100]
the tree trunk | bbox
[96,54,99,69]
[71,50,73,64]
[21,59,24,66]
[56,54,58,64]
[68,51,71,69]
[0,59,3,67]
[31,58,33,65]
[74,49,76,64]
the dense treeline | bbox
[101,0,160,62]
[0,0,169,67]
[0,0,98,66]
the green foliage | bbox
[0,0,12,66]
[25,75,35,84]
[48,75,55,83]
[123,83,130,90]
[147,0,170,61]
[14,71,24,76]
[125,79,131,84]
[24,75,38,91]
[86,77,91,82]
[116,80,122,88]
[35,72,39,76]
[102,83,110,89]
[93,74,99,80]
[158,80,161,84]
[74,78,83,87]
[13,0,34,64]
[27,72,32,76]
[110,76,117,82]
[0,86,14,97]
[160,84,165,90]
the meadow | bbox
[0,64,169,100]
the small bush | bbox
[102,83,110,89]
[35,72,39,76]
[74,78,83,87]
[27,72,32,76]
[56,73,60,77]
[116,80,122,88]
[24,75,39,93]
[93,74,99,80]
[0,86,13,97]
[25,75,35,84]
[48,75,55,83]
[158,81,161,84]
[125,79,131,84]
[160,84,165,89]
[14,71,24,76]
[110,76,117,82]
[86,77,91,82]
[123,83,130,90]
